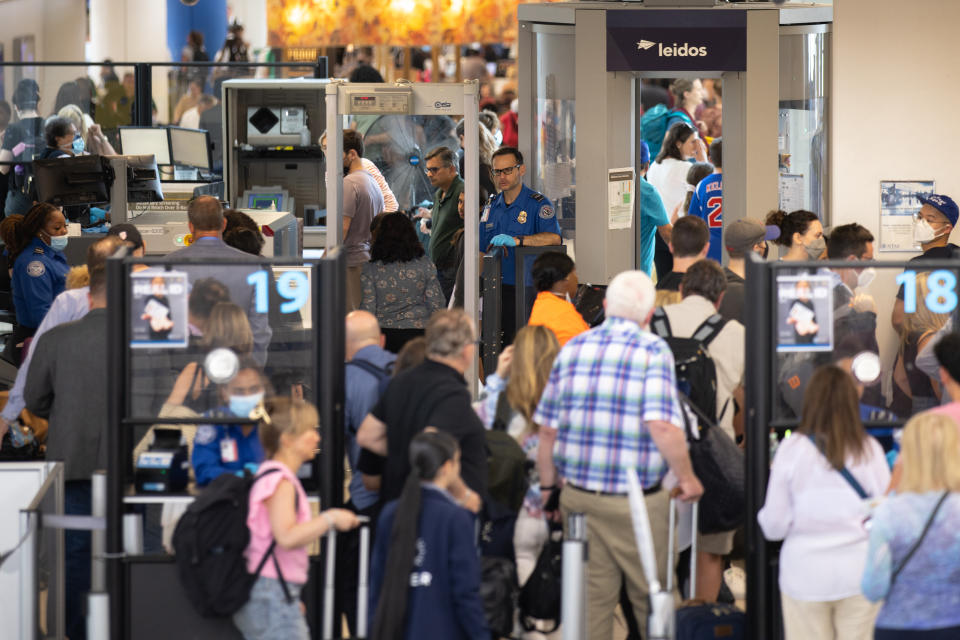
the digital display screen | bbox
[169,127,210,170]
[119,128,171,166]
[248,193,283,210]
[352,95,377,104]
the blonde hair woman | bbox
[57,103,116,156]
[893,272,950,415]
[863,413,960,638]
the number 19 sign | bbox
[247,270,310,314]
[896,270,958,314]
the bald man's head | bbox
[346,310,383,359]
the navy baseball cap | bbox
[918,194,959,227]
[640,141,650,166]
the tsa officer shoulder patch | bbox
[539,204,555,219]
[26,260,45,277]
[195,425,217,446]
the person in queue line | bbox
[481,147,562,345]
[637,141,673,279]
[455,118,497,202]
[0,78,44,216]
[232,397,360,640]
[191,358,268,487]
[667,78,708,138]
[930,332,960,425]
[891,194,959,333]
[719,218,780,322]
[420,146,464,302]
[369,430,490,640]
[534,270,704,640]
[656,215,709,292]
[687,138,723,264]
[659,260,745,601]
[166,195,272,364]
[319,130,398,213]
[341,129,385,311]
[892,272,949,417]
[361,212,445,353]
[356,309,486,512]
[3,202,69,345]
[526,252,589,347]
[765,209,825,261]
[862,412,960,639]
[758,365,890,640]
[23,236,123,640]
[165,302,254,414]
[0,227,143,443]
[647,122,707,279]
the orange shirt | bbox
[527,291,590,346]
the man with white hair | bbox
[534,270,703,640]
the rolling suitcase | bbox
[673,501,745,640]
[624,469,745,640]
[321,517,371,640]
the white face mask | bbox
[914,218,944,245]
[855,267,876,292]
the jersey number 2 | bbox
[706,196,722,228]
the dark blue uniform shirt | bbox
[479,184,561,285]
[12,236,70,328]
[192,413,265,486]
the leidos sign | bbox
[607,10,747,72]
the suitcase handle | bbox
[322,519,371,640]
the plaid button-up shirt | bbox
[533,316,684,493]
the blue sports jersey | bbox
[688,173,723,263]
[479,184,561,286]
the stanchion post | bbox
[562,512,587,640]
[19,510,38,640]
[322,530,337,640]
[91,471,107,592]
[357,524,370,639]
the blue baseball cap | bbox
[640,141,650,166]
[918,194,959,227]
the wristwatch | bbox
[517,236,524,247]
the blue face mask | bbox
[49,234,68,251]
[229,391,264,418]
[72,134,85,154]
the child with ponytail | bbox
[232,397,360,640]
[369,430,489,640]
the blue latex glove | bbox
[244,462,260,475]
[489,234,517,248]
[89,207,107,224]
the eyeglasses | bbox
[425,166,445,175]
[492,164,521,177]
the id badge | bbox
[220,438,239,463]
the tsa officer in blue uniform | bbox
[9,203,70,340]
[480,147,561,344]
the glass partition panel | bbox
[531,28,576,240]
[778,27,830,218]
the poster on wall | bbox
[608,167,634,230]
[776,273,833,353]
[130,271,189,349]
[879,180,935,252]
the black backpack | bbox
[172,468,297,617]
[518,523,563,632]
[479,556,519,638]
[345,359,393,431]
[650,308,727,426]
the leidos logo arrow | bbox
[637,40,656,50]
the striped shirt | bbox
[533,316,684,493]
[361,158,399,213]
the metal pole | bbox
[87,592,110,640]
[324,84,343,255]
[562,512,587,640]
[322,530,337,640]
[462,81,480,395]
[745,252,773,638]
[133,63,152,126]
[356,524,370,639]
[19,510,38,640]
[689,501,698,600]
[122,513,143,556]
[91,471,107,592]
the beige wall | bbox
[832,0,960,398]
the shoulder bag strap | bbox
[691,314,727,348]
[805,434,869,499]
[889,490,950,592]
[650,307,671,338]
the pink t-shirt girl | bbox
[244,461,312,584]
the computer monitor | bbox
[119,127,171,166]
[241,187,291,211]
[168,127,211,170]
[34,155,113,206]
